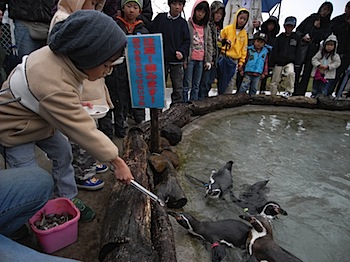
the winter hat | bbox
[284,16,297,26]
[325,33,337,44]
[48,10,127,70]
[121,0,143,9]
[253,32,267,42]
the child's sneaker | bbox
[71,198,95,222]
[96,163,109,173]
[76,177,105,190]
[282,92,292,98]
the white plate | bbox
[83,105,109,119]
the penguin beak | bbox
[276,207,288,216]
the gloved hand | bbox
[204,62,212,70]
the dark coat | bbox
[331,14,350,57]
[270,32,302,67]
[0,0,56,22]
[261,16,280,47]
[296,2,333,55]
[149,13,190,63]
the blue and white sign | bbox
[126,34,165,109]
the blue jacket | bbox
[244,46,268,74]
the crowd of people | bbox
[0,0,349,261]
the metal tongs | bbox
[130,180,165,207]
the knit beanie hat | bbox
[121,0,143,9]
[48,10,127,70]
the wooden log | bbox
[151,202,177,262]
[138,93,350,144]
[100,128,156,262]
[317,95,350,110]
[154,159,187,209]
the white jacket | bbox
[223,0,262,39]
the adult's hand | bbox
[252,20,261,28]
[111,156,134,184]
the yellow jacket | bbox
[220,8,248,66]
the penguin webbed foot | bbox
[211,242,227,262]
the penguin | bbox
[229,179,288,220]
[239,214,303,262]
[168,211,251,262]
[231,198,288,220]
[206,161,233,199]
[229,180,269,211]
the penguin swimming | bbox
[206,161,233,199]
[239,180,269,206]
[232,199,288,220]
[229,179,269,211]
[169,211,251,262]
[240,214,303,262]
[229,179,288,219]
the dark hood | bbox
[261,16,280,36]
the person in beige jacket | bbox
[50,0,113,192]
[0,10,134,222]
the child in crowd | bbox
[198,1,225,100]
[238,31,268,95]
[150,0,190,105]
[50,0,109,198]
[217,8,249,95]
[311,34,341,97]
[269,16,302,97]
[259,15,280,94]
[105,0,148,137]
[183,0,212,102]
[0,11,134,224]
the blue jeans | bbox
[217,56,237,94]
[0,167,53,235]
[2,130,77,199]
[183,60,203,102]
[239,74,261,95]
[312,79,334,96]
[14,20,47,58]
[199,66,217,100]
[0,235,80,261]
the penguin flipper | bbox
[240,180,269,198]
[211,242,227,262]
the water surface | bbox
[173,106,350,262]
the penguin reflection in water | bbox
[169,211,251,262]
[240,214,303,262]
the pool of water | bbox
[173,105,350,262]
